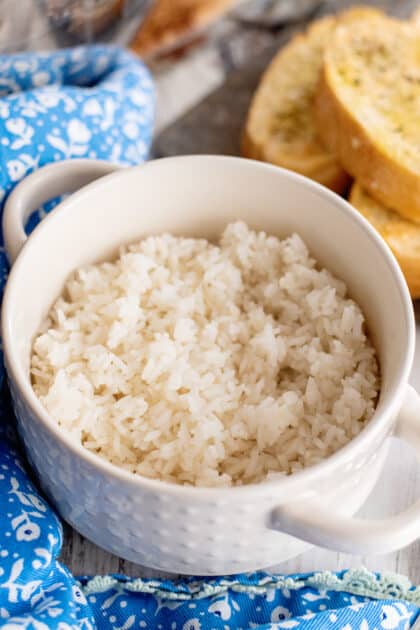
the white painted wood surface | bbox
[35,0,419,581]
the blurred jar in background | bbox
[0,0,154,53]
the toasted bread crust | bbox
[315,13,420,222]
[241,16,349,193]
[350,182,420,297]
[241,9,383,193]
[241,119,350,192]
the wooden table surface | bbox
[55,0,420,581]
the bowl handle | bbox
[271,384,420,554]
[2,159,121,264]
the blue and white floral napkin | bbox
[0,45,154,312]
[0,44,419,630]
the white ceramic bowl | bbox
[2,156,420,576]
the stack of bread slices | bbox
[242,6,420,298]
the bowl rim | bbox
[2,154,414,498]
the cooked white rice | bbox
[31,221,379,487]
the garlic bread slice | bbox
[350,182,420,298]
[242,15,349,192]
[316,12,420,222]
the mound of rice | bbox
[31,221,379,487]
